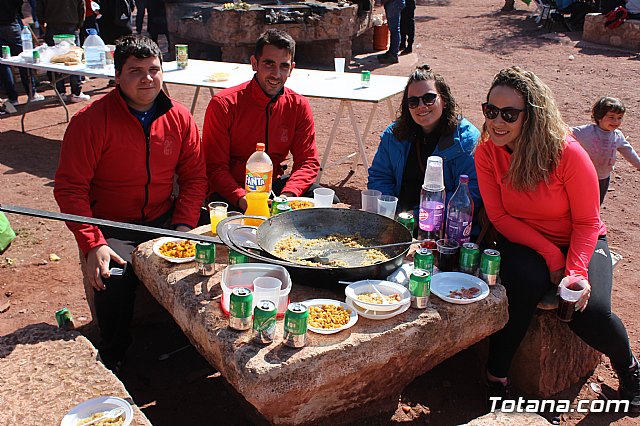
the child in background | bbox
[572,96,640,204]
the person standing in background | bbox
[0,0,43,105]
[38,0,90,102]
[134,0,145,34]
[399,0,415,55]
[27,0,41,33]
[379,0,405,64]
[80,0,99,45]
[98,0,133,45]
[146,0,169,49]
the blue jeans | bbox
[0,21,37,101]
[384,0,405,56]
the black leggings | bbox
[487,235,633,378]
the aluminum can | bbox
[228,248,249,265]
[414,248,434,275]
[2,45,11,59]
[459,242,480,275]
[283,302,308,348]
[480,249,501,286]
[270,197,288,216]
[176,44,188,69]
[55,307,74,329]
[409,269,430,309]
[361,70,370,88]
[397,212,415,233]
[253,300,277,344]
[275,204,291,214]
[195,242,216,276]
[229,287,253,330]
[32,49,40,63]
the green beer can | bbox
[175,44,188,69]
[480,249,501,286]
[1,46,10,59]
[253,300,277,344]
[195,242,216,276]
[55,307,74,329]
[409,269,430,309]
[397,212,415,233]
[283,302,308,348]
[361,70,371,88]
[229,287,253,330]
[228,248,249,265]
[459,242,480,275]
[270,196,288,216]
[414,248,433,275]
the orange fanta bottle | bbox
[244,192,270,226]
[245,143,273,194]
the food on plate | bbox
[288,199,314,210]
[76,410,125,426]
[272,233,389,267]
[448,286,480,299]
[308,304,351,329]
[50,46,84,66]
[158,240,195,258]
[356,292,401,304]
[207,71,230,81]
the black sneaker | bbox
[485,379,511,411]
[400,46,412,55]
[379,54,399,64]
[618,357,640,413]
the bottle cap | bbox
[256,143,265,151]
[422,156,445,191]
[459,175,469,184]
[87,28,97,35]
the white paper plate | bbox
[430,272,490,304]
[285,197,315,209]
[152,237,196,263]
[344,296,410,320]
[301,298,358,334]
[228,225,259,250]
[61,396,133,426]
[344,280,410,312]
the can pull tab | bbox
[109,267,124,276]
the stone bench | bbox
[0,323,151,425]
[583,13,640,51]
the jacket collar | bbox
[113,86,173,119]
[249,76,283,107]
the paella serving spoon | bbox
[304,239,432,264]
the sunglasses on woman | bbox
[482,102,525,123]
[407,93,438,109]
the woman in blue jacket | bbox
[368,64,482,230]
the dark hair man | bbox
[54,35,207,371]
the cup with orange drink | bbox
[208,202,228,235]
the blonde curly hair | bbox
[480,67,567,192]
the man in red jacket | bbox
[54,35,207,372]
[202,29,324,212]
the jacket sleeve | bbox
[562,141,601,277]
[616,132,640,171]
[367,126,399,196]
[202,96,246,206]
[280,97,320,196]
[77,0,86,27]
[53,111,108,256]
[171,112,208,228]
[474,143,566,273]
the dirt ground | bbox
[1,0,640,424]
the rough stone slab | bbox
[583,13,640,51]
[467,411,551,425]
[0,323,151,426]
[511,308,601,397]
[131,226,508,426]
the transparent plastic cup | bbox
[557,277,586,322]
[423,156,445,190]
[314,187,335,207]
[253,276,282,308]
[334,57,345,74]
[208,201,228,236]
[435,239,460,272]
[361,189,381,213]
[377,195,398,218]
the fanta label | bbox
[245,171,272,192]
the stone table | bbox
[132,228,508,425]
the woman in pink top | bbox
[475,67,639,412]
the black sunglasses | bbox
[482,102,525,123]
[407,93,438,109]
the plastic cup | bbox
[105,45,116,65]
[435,239,460,272]
[314,187,335,207]
[423,156,445,190]
[361,189,381,213]
[334,57,345,74]
[377,195,398,218]
[253,276,282,308]
[208,201,228,236]
[557,277,586,322]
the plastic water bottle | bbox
[418,156,445,248]
[21,26,33,54]
[83,28,106,69]
[245,143,273,194]
[445,175,474,244]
